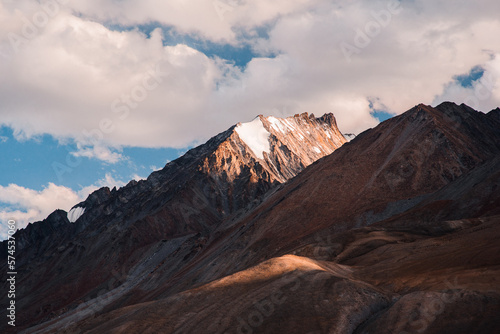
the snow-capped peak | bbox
[222,112,346,183]
[343,133,356,142]
[68,206,85,223]
[235,117,271,159]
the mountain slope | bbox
[5,102,500,334]
[0,112,345,332]
[226,102,500,259]
[45,101,500,333]
[61,215,500,334]
[161,102,500,282]
[45,102,500,334]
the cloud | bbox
[0,0,500,153]
[131,173,147,181]
[149,165,165,173]
[433,55,500,111]
[0,173,126,239]
[0,182,81,239]
[71,144,125,164]
[243,0,500,121]
[63,0,314,44]
[75,173,127,202]
[0,8,227,149]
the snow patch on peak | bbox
[267,116,286,133]
[68,206,85,223]
[343,133,356,142]
[236,117,271,159]
[284,119,297,131]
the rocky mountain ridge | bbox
[40,101,500,334]
[0,112,346,332]
[2,102,500,334]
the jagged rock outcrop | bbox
[198,113,345,213]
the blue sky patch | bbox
[0,126,182,192]
[371,111,394,122]
[106,23,263,68]
[368,100,395,122]
[453,66,484,88]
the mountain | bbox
[4,102,500,334]
[209,102,500,266]
[79,102,500,334]
[234,113,346,183]
[0,112,346,333]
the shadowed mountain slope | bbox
[1,113,345,333]
[57,102,500,334]
[4,102,500,334]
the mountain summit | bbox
[209,112,346,185]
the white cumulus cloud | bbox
[0,0,499,153]
[0,173,126,240]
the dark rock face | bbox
[0,113,345,333]
[3,102,500,334]
[487,106,500,123]
[215,102,500,267]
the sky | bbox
[1,0,500,239]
